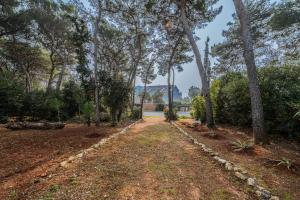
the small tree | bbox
[82,101,94,127]
[47,97,63,123]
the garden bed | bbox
[0,121,131,199]
[177,119,300,199]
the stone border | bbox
[60,120,142,168]
[171,121,279,200]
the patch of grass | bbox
[159,187,177,195]
[147,162,173,176]
[283,192,293,200]
[48,184,60,193]
[8,190,18,200]
[230,139,254,152]
[68,175,77,185]
[211,189,232,200]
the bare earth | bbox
[25,117,256,200]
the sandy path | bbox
[31,117,254,200]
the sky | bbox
[136,0,236,97]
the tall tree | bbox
[233,0,268,144]
[175,0,222,128]
[139,55,157,119]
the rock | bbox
[67,156,76,162]
[247,178,256,187]
[60,161,68,167]
[234,172,247,181]
[270,196,279,200]
[76,153,84,158]
[225,162,233,171]
[255,189,271,200]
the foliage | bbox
[188,86,201,99]
[273,157,294,170]
[216,73,251,126]
[191,96,206,122]
[155,104,165,111]
[152,90,164,104]
[82,101,94,126]
[259,65,300,135]
[230,140,254,152]
[130,107,140,120]
[163,108,178,121]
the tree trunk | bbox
[46,51,56,94]
[131,75,136,112]
[140,80,147,119]
[94,15,100,127]
[233,0,267,144]
[180,11,215,128]
[56,61,66,92]
[167,65,173,121]
[171,67,175,106]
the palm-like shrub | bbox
[230,139,254,152]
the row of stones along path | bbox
[34,117,256,200]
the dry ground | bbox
[178,119,300,200]
[0,122,131,199]
[17,117,256,200]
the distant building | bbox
[135,85,182,104]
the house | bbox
[135,85,182,104]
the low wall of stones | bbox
[171,121,279,200]
[60,120,142,168]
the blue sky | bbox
[137,0,236,97]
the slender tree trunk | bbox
[180,11,215,128]
[56,61,66,92]
[46,52,56,94]
[167,65,173,121]
[171,67,175,105]
[233,0,267,144]
[140,80,147,119]
[94,15,100,127]
[131,76,136,112]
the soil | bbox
[178,119,300,200]
[0,121,131,199]
[4,118,257,200]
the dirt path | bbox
[29,118,254,200]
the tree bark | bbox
[171,67,175,106]
[46,51,56,94]
[94,14,100,127]
[180,11,215,128]
[140,81,147,119]
[233,0,267,144]
[167,65,173,121]
[56,60,66,92]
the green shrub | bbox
[82,101,94,126]
[191,95,206,122]
[230,140,254,152]
[130,107,140,120]
[216,72,251,126]
[100,112,111,122]
[163,107,178,121]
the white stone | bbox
[270,196,279,200]
[247,178,256,187]
[234,172,247,181]
[225,162,233,171]
[60,161,68,167]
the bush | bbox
[259,65,300,135]
[216,72,251,126]
[163,107,178,121]
[130,107,140,120]
[191,96,206,122]
[215,65,300,137]
[100,112,111,122]
[155,103,165,111]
